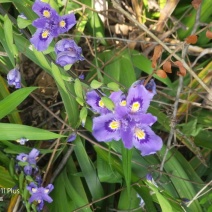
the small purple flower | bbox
[7,68,21,89]
[55,39,84,66]
[27,182,54,210]
[67,132,77,142]
[79,73,85,80]
[16,137,29,145]
[146,173,158,187]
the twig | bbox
[159,76,184,173]
[187,180,212,207]
[50,145,75,183]
[111,0,211,94]
[42,115,68,185]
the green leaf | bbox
[122,147,133,199]
[94,145,157,211]
[74,137,104,203]
[0,76,22,124]
[74,78,84,100]
[4,15,18,60]
[101,96,115,111]
[80,107,88,127]
[180,119,202,137]
[146,181,173,212]
[107,82,120,91]
[0,87,37,119]
[90,79,103,89]
[0,123,65,140]
[159,146,203,212]
[0,166,15,188]
[17,15,32,29]
[97,154,122,183]
[51,62,79,126]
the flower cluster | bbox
[16,148,54,211]
[30,0,76,51]
[27,182,54,211]
[86,80,163,156]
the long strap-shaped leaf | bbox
[0,87,37,120]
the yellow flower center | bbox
[37,199,41,203]
[109,120,120,130]
[119,100,127,106]
[43,10,50,18]
[135,128,145,139]
[98,99,104,108]
[131,102,140,113]
[32,188,37,193]
[59,20,66,28]
[44,189,49,193]
[41,30,50,39]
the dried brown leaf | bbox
[206,30,212,39]
[185,35,198,44]
[152,45,163,68]
[174,61,186,77]
[156,69,167,78]
[163,61,172,73]
[191,0,202,9]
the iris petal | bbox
[86,90,109,114]
[30,28,53,51]
[58,14,76,33]
[127,84,152,115]
[132,125,163,156]
[92,114,121,142]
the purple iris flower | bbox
[55,39,84,66]
[16,148,40,175]
[86,90,109,114]
[7,68,21,89]
[27,182,54,211]
[91,81,163,156]
[30,0,76,51]
[16,137,29,145]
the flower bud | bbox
[7,68,21,89]
[55,39,84,66]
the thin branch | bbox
[159,76,184,173]
[187,180,212,207]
